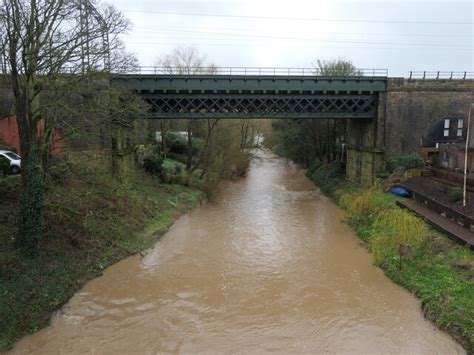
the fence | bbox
[124,66,388,77]
[408,71,473,80]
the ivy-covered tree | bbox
[0,0,132,254]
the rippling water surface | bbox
[11,149,464,354]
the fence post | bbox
[436,71,439,79]
[450,71,453,79]
[409,71,412,79]
[464,71,467,79]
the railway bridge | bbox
[112,67,390,184]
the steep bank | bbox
[0,151,202,351]
[306,165,474,353]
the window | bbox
[457,119,464,137]
[5,152,20,160]
[444,119,450,129]
[444,129,449,137]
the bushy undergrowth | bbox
[449,187,463,203]
[386,153,425,173]
[370,208,427,269]
[336,185,473,352]
[338,186,396,220]
[305,161,345,197]
[143,154,164,176]
[0,157,9,176]
[0,151,202,351]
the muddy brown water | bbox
[11,149,464,354]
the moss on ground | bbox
[0,151,202,352]
[316,176,474,352]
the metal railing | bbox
[121,66,389,77]
[408,71,473,80]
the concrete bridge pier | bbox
[346,92,386,185]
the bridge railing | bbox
[408,71,474,80]
[120,66,389,77]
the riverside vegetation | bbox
[268,113,474,352]
[0,151,202,351]
[305,158,474,352]
[0,116,256,351]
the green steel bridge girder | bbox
[112,74,387,119]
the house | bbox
[421,115,474,172]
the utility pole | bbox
[463,102,473,207]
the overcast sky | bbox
[112,0,473,77]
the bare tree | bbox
[310,58,361,162]
[154,46,218,167]
[156,46,217,75]
[0,0,131,254]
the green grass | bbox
[162,158,187,176]
[0,151,202,351]
[385,233,474,350]
[332,183,474,352]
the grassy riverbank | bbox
[306,166,474,352]
[0,152,202,352]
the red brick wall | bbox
[0,116,20,153]
[0,116,66,156]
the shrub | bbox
[0,156,10,176]
[339,186,395,219]
[162,159,186,177]
[449,187,463,203]
[370,208,427,270]
[307,162,345,197]
[165,132,188,155]
[166,152,187,164]
[143,155,163,176]
[387,153,424,173]
[306,160,323,178]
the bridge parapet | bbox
[119,66,388,77]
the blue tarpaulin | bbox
[389,186,410,197]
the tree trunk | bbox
[160,119,168,158]
[186,120,193,170]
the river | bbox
[11,149,464,354]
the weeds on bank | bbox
[337,184,474,352]
[0,151,202,352]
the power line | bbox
[123,28,472,49]
[133,24,473,39]
[121,9,473,25]
[124,40,473,52]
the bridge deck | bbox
[112,74,387,119]
[113,74,387,94]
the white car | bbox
[0,150,21,174]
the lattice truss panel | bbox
[142,94,377,118]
